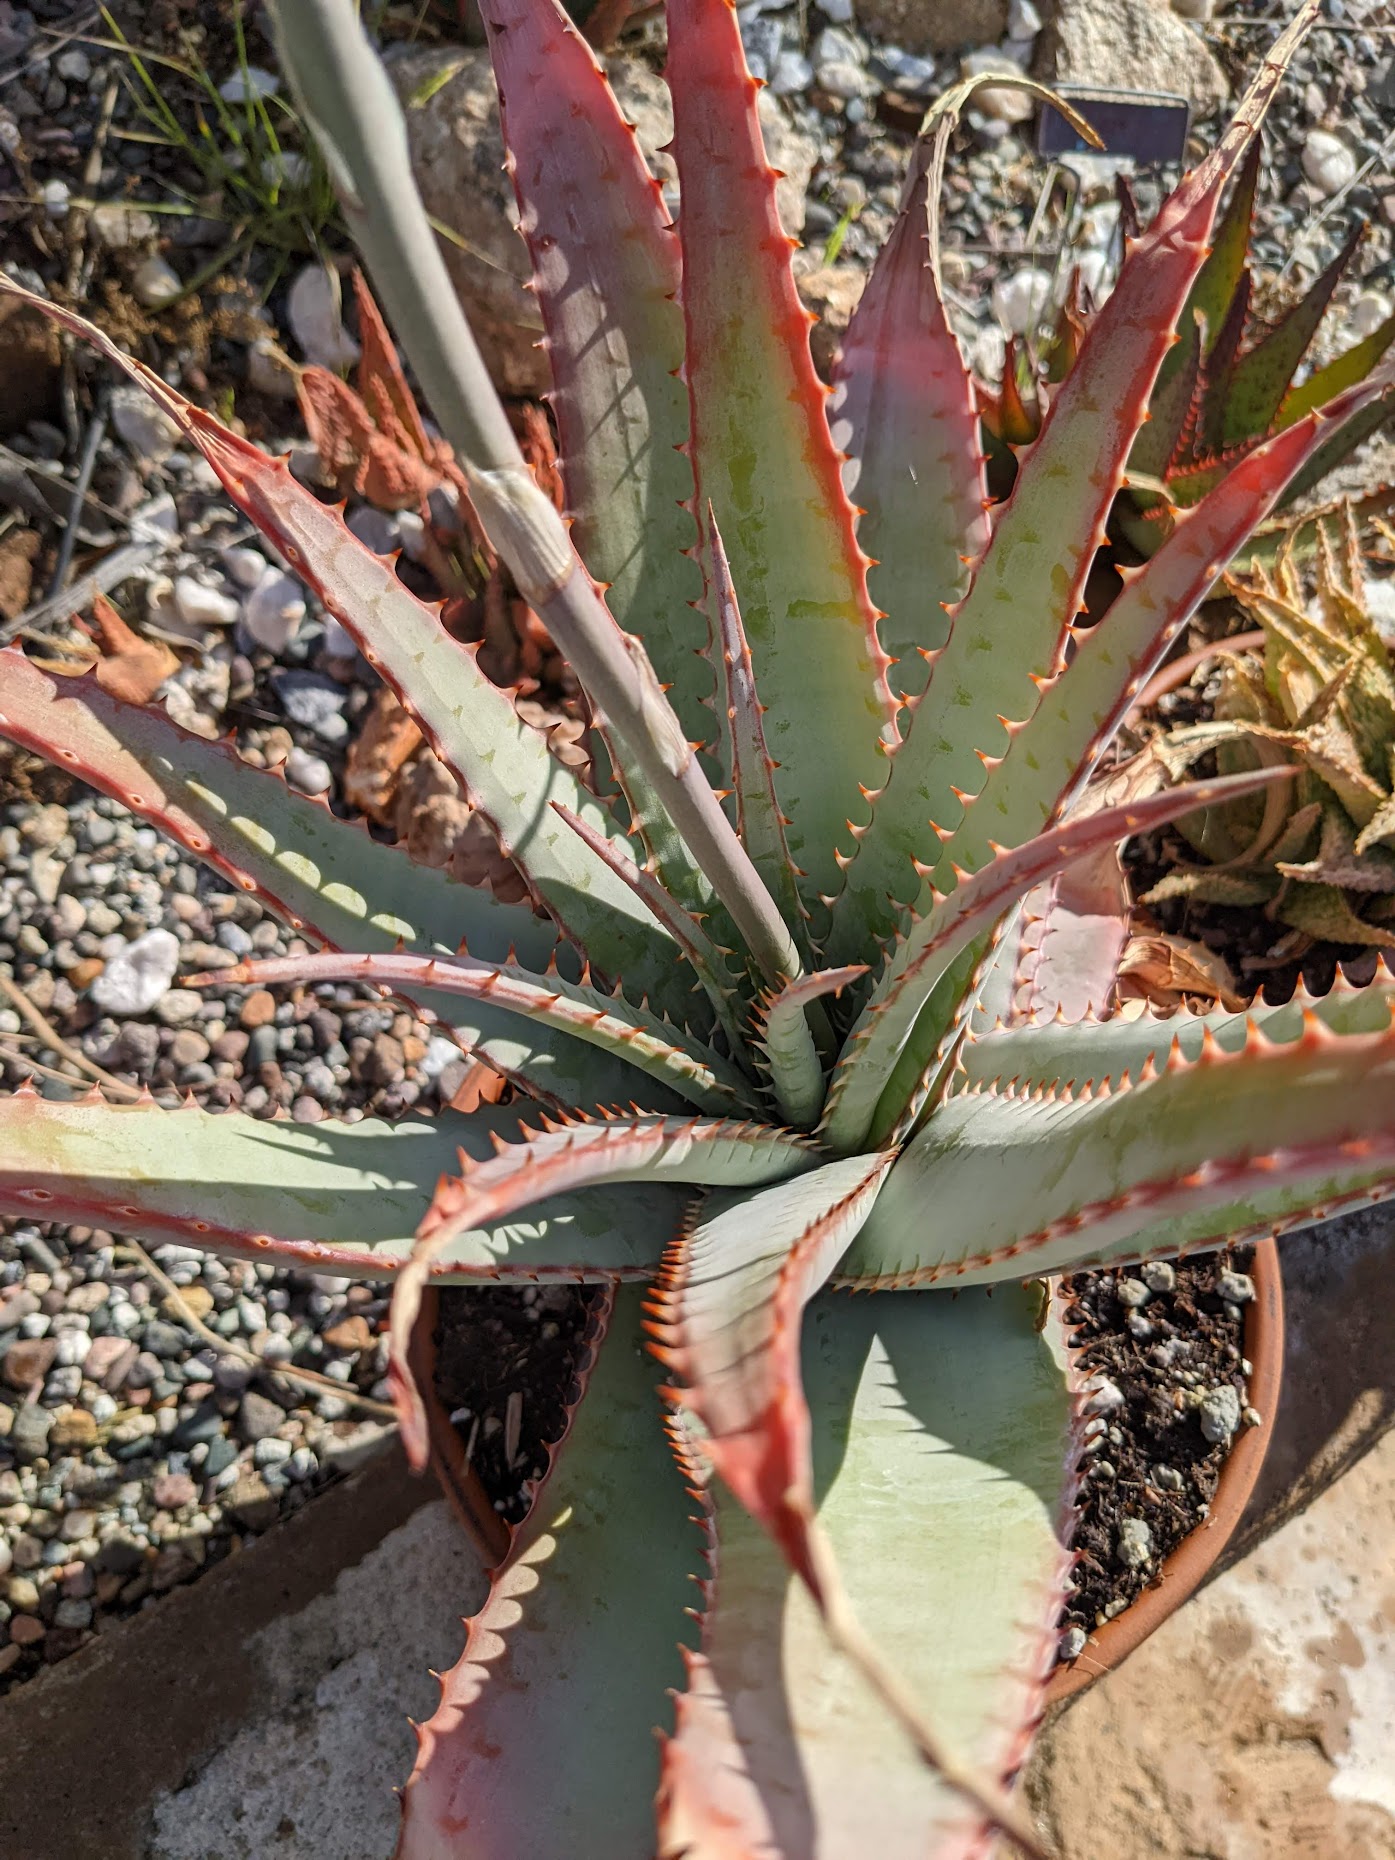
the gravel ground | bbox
[3,0,1394,1689]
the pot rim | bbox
[1043,1235,1285,1706]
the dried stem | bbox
[0,970,143,1100]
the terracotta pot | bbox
[1045,1236,1285,1705]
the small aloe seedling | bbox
[1146,505,1395,952]
[4,1,1395,1852]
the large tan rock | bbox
[389,48,819,400]
[1035,0,1230,120]
[1026,1426,1395,1858]
[854,0,1007,54]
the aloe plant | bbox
[3,0,1395,1851]
[982,131,1395,560]
[1143,504,1395,953]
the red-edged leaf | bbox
[482,0,708,747]
[829,0,1319,961]
[658,1287,1074,1860]
[389,1114,818,1470]
[396,1286,710,1860]
[832,136,990,701]
[664,0,894,907]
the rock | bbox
[9,1404,52,1462]
[1141,1260,1176,1294]
[2,1337,57,1389]
[389,49,814,398]
[226,1472,280,1531]
[285,747,333,796]
[110,384,180,464]
[168,1029,211,1069]
[173,574,241,629]
[56,48,92,81]
[1035,0,1229,119]
[7,1614,45,1647]
[854,0,1006,53]
[223,546,270,590]
[1301,129,1357,198]
[237,1390,286,1444]
[1059,1623,1088,1661]
[220,65,279,103]
[156,989,204,1027]
[322,1315,373,1354]
[53,1597,93,1630]
[5,1575,39,1612]
[272,671,349,742]
[131,257,182,309]
[962,49,1034,123]
[89,204,157,249]
[48,1408,97,1452]
[1217,1269,1255,1305]
[1351,291,1394,340]
[1198,1383,1242,1444]
[796,263,869,377]
[246,338,300,402]
[239,990,278,1031]
[152,1471,198,1511]
[90,927,180,1016]
[243,569,306,652]
[287,263,360,371]
[1116,1516,1153,1569]
[85,1336,137,1389]
[254,1436,293,1470]
[1116,1277,1150,1309]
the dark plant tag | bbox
[1037,86,1192,164]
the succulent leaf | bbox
[844,1004,1395,1287]
[0,1092,681,1279]
[481,0,708,748]
[831,4,1317,961]
[396,1287,708,1860]
[831,135,989,700]
[392,1114,818,1467]
[199,950,755,1115]
[658,1288,1073,1860]
[664,0,894,906]
[822,765,1295,1154]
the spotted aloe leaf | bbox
[658,1288,1073,1860]
[0,1091,680,1281]
[665,0,894,906]
[395,1287,708,1860]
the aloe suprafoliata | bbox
[3,0,1395,1852]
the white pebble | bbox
[1217,1269,1254,1305]
[56,49,92,82]
[111,386,180,464]
[219,65,279,103]
[287,263,360,371]
[245,338,300,402]
[173,575,241,629]
[222,546,271,589]
[1170,0,1213,16]
[1142,1260,1176,1294]
[1199,1384,1242,1445]
[1084,1377,1124,1416]
[1008,0,1042,32]
[819,0,853,18]
[1116,1516,1152,1569]
[42,179,70,220]
[90,928,181,1016]
[131,257,182,309]
[1058,1623,1087,1661]
[286,747,333,796]
[242,568,307,653]
[991,266,1053,335]
[1350,291,1393,340]
[1301,130,1357,198]
[321,616,358,660]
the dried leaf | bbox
[1116,932,1248,1010]
[80,595,179,705]
[342,685,424,823]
